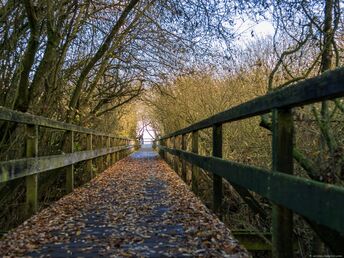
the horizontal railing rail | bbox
[0,106,130,139]
[0,145,131,183]
[161,67,344,139]
[158,67,344,256]
[0,107,136,215]
[158,146,344,233]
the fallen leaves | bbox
[0,149,248,257]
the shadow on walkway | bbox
[0,148,247,257]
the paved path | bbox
[0,148,247,257]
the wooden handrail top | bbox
[0,106,131,140]
[161,67,344,139]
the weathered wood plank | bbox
[111,138,115,164]
[272,109,294,258]
[0,106,130,140]
[86,134,93,179]
[173,136,179,174]
[161,67,344,139]
[212,124,223,216]
[0,146,132,183]
[158,145,344,234]
[66,131,74,193]
[191,131,199,194]
[101,136,105,171]
[181,134,187,181]
[107,136,111,166]
[232,231,272,251]
[25,125,38,215]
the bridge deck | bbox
[0,148,247,257]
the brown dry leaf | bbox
[0,150,248,257]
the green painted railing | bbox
[158,67,344,256]
[0,107,135,215]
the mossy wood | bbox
[158,68,344,255]
[65,131,74,193]
[159,145,344,235]
[232,231,272,251]
[0,107,135,221]
[212,124,223,216]
[0,146,132,183]
[25,124,38,214]
[271,109,294,258]
[0,106,130,140]
[86,134,93,179]
[181,134,187,181]
[191,131,199,194]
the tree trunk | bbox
[67,0,140,122]
[13,0,40,112]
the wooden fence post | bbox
[162,139,166,160]
[123,139,126,158]
[165,139,168,161]
[181,134,187,182]
[122,139,125,159]
[66,131,74,193]
[169,138,173,165]
[191,131,199,194]
[95,135,99,174]
[111,137,115,164]
[86,134,93,180]
[107,136,111,167]
[101,135,105,171]
[115,139,119,162]
[272,108,294,258]
[165,138,169,163]
[26,124,38,215]
[213,124,223,217]
[119,139,122,161]
[158,139,163,158]
[173,136,179,174]
[163,138,166,159]
[119,139,123,160]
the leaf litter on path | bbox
[0,149,248,257]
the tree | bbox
[262,0,343,253]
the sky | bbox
[253,21,274,36]
[142,125,155,142]
[139,19,275,140]
[234,19,274,43]
[137,119,156,142]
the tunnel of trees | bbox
[0,0,343,256]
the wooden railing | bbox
[158,67,344,256]
[0,107,135,215]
